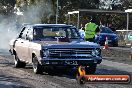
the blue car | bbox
[95,27,118,47]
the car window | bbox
[67,29,72,38]
[33,27,80,40]
[57,30,66,36]
[34,28,66,38]
[67,28,79,38]
[43,28,58,36]
[26,28,33,40]
[21,27,29,39]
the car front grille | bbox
[48,48,94,58]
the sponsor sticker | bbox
[77,75,131,84]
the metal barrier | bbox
[116,30,132,46]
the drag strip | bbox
[101,59,132,73]
[0,54,131,88]
[101,46,131,51]
[0,48,132,88]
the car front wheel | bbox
[32,56,43,74]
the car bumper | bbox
[39,57,102,66]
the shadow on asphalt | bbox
[0,74,31,88]
[23,64,132,83]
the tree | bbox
[121,0,132,10]
[0,0,16,15]
[80,0,99,9]
[57,0,99,24]
[99,0,122,10]
[15,0,55,23]
[56,0,79,23]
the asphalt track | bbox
[0,48,132,88]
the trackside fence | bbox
[116,30,132,46]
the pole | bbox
[68,14,70,24]
[126,13,129,42]
[127,13,129,30]
[56,0,58,24]
[77,12,80,29]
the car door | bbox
[24,28,33,62]
[20,27,32,62]
[15,27,26,59]
[15,27,29,61]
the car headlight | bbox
[92,49,101,56]
[42,49,49,57]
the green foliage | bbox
[80,0,99,9]
[57,0,99,24]
[0,0,129,30]
[121,0,132,10]
[99,0,123,10]
[0,0,16,15]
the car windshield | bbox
[100,27,114,34]
[33,26,80,40]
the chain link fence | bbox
[116,30,132,46]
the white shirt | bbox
[79,29,85,39]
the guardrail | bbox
[116,30,132,46]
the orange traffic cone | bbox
[103,37,109,49]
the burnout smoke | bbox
[0,0,54,52]
[0,15,18,51]
[17,0,54,24]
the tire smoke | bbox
[0,0,54,52]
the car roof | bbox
[100,27,113,31]
[25,24,74,28]
[100,27,114,34]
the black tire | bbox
[85,64,97,74]
[14,54,26,68]
[32,56,43,74]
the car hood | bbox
[33,40,100,49]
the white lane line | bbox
[101,60,132,73]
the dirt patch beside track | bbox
[102,47,132,65]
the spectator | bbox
[108,23,116,32]
[79,26,85,39]
[85,18,98,42]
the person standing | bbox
[79,26,85,39]
[108,23,116,32]
[85,18,99,42]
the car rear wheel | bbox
[85,64,97,74]
[32,56,43,74]
[14,54,26,68]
